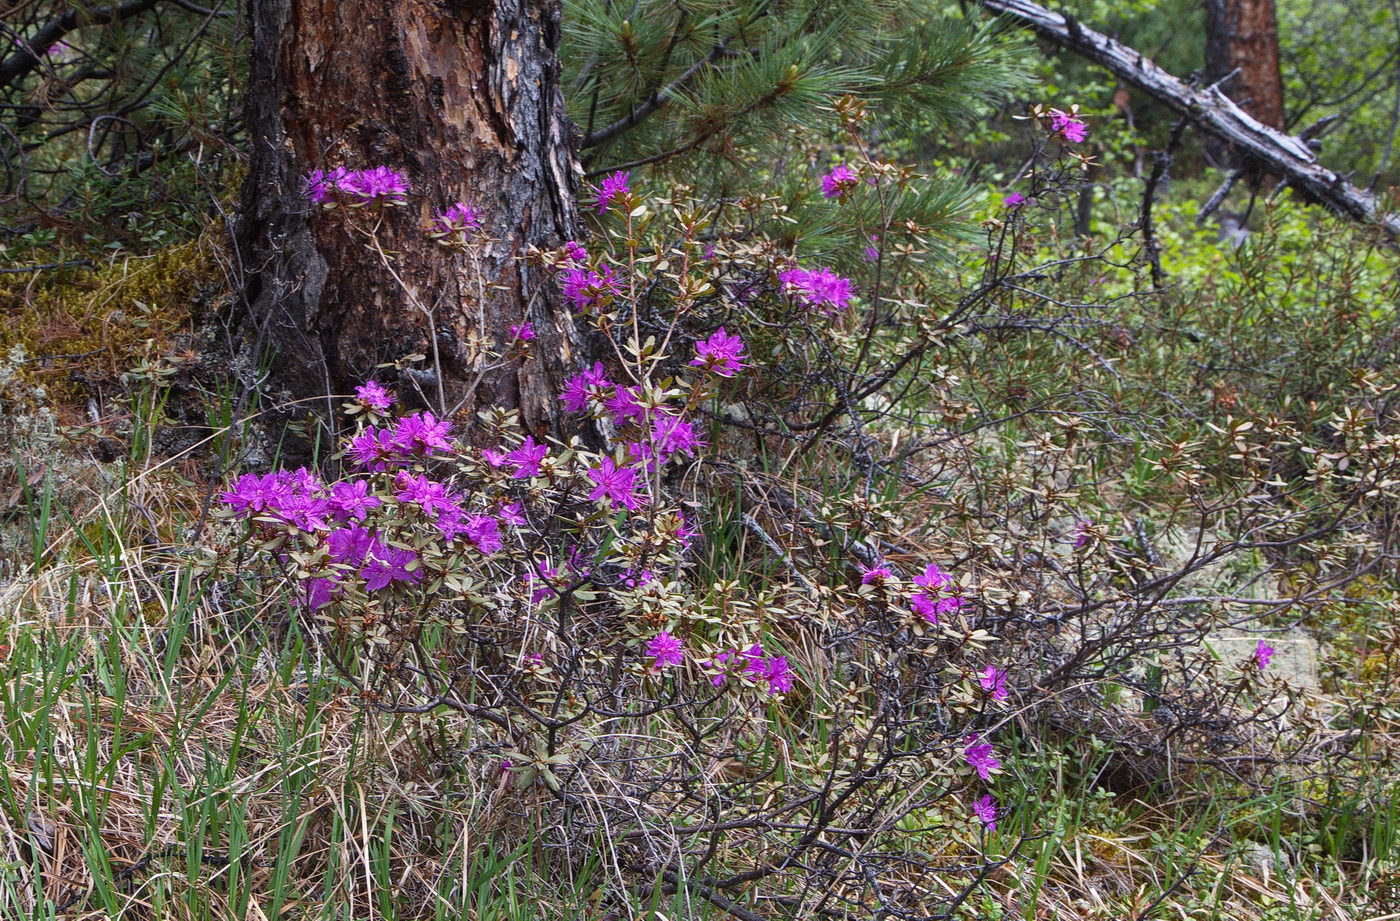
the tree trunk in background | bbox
[237,0,581,436]
[1204,0,1285,168]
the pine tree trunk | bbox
[1204,0,1285,168]
[237,0,581,436]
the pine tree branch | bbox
[981,0,1400,240]
[581,42,731,150]
[0,0,168,93]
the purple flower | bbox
[393,412,454,456]
[559,362,613,414]
[394,472,459,519]
[562,240,588,263]
[305,166,409,205]
[594,170,631,213]
[326,525,375,567]
[562,265,623,312]
[779,267,854,314]
[963,737,1001,781]
[221,469,333,531]
[339,166,410,203]
[510,321,536,341]
[911,562,962,624]
[860,565,892,584]
[14,37,73,60]
[760,656,795,695]
[466,515,502,554]
[741,644,767,679]
[979,664,1008,701]
[910,593,939,623]
[648,630,684,668]
[627,439,659,475]
[1072,518,1094,549]
[605,385,646,425]
[531,559,560,603]
[328,479,382,522]
[587,457,642,511]
[303,167,348,204]
[914,562,954,591]
[973,794,998,831]
[278,494,335,531]
[220,472,289,517]
[708,650,737,686]
[1255,640,1275,670]
[434,506,472,542]
[362,545,422,591]
[1003,192,1025,209]
[432,201,481,237]
[650,413,704,459]
[303,576,338,611]
[675,510,697,548]
[347,426,405,472]
[355,380,395,411]
[504,436,548,479]
[690,327,747,377]
[821,163,858,199]
[1050,111,1088,143]
[863,234,880,263]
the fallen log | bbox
[982,0,1400,240]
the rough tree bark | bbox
[980,0,1400,240]
[237,0,581,436]
[1205,0,1286,130]
[1204,0,1285,173]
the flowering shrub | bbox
[209,108,1385,917]
[208,151,1066,918]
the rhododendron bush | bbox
[212,149,1032,917]
[208,108,1388,917]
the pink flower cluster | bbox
[311,525,424,606]
[355,380,395,412]
[557,337,736,508]
[821,163,858,199]
[706,643,796,695]
[963,735,1001,780]
[562,265,623,312]
[690,327,747,377]
[1049,110,1089,144]
[910,562,963,625]
[648,631,685,667]
[594,170,631,213]
[346,411,455,471]
[644,635,795,694]
[979,664,1008,701]
[779,266,854,314]
[220,467,339,531]
[431,201,482,239]
[303,166,410,206]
